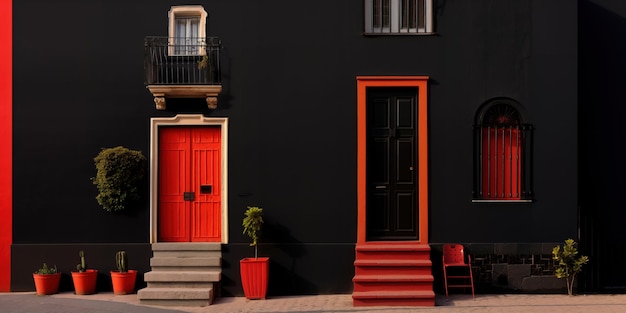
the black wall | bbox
[579,0,626,291]
[13,0,584,294]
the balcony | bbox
[144,36,222,110]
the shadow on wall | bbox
[579,0,626,292]
[262,221,317,295]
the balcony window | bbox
[168,5,207,56]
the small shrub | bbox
[35,263,57,275]
[552,238,589,296]
[92,146,146,212]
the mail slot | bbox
[200,185,212,194]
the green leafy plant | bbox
[76,250,87,272]
[197,54,209,70]
[35,263,57,275]
[92,146,146,212]
[552,238,589,296]
[242,206,264,259]
[115,250,128,273]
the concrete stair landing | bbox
[137,243,222,306]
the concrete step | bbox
[138,287,214,307]
[151,243,222,257]
[142,243,223,307]
[146,282,214,289]
[152,242,222,251]
[150,256,221,271]
[143,271,221,283]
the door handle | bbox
[375,186,387,189]
[183,192,195,201]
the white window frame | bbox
[365,0,433,34]
[168,5,208,56]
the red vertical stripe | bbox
[0,0,13,292]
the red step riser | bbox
[354,267,432,276]
[353,299,435,306]
[355,243,431,249]
[353,283,434,292]
[356,252,431,260]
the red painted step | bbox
[352,290,435,306]
[352,242,435,306]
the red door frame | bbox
[356,76,429,244]
[0,0,12,291]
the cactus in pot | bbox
[111,250,136,294]
[71,250,98,295]
[116,250,128,273]
[76,250,87,272]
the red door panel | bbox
[159,127,221,242]
[159,128,191,242]
[191,128,221,242]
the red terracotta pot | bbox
[33,273,61,295]
[240,257,269,300]
[71,269,98,295]
[110,270,137,295]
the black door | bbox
[366,88,418,240]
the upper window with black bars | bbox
[473,99,533,202]
[364,0,434,34]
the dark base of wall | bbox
[430,242,568,294]
[220,243,356,297]
[14,242,573,296]
[11,243,152,293]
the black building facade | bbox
[3,0,626,300]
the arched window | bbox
[473,99,533,201]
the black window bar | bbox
[473,124,533,201]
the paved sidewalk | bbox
[2,292,626,313]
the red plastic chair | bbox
[442,244,475,299]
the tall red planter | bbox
[71,270,98,295]
[240,257,269,299]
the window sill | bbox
[472,199,534,203]
[362,32,438,37]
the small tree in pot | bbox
[243,206,264,258]
[552,238,589,296]
[240,206,268,299]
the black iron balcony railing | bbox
[144,36,221,85]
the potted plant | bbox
[552,238,589,296]
[33,263,61,295]
[240,206,269,300]
[110,250,137,295]
[71,250,98,295]
[92,146,146,213]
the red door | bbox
[158,126,221,242]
